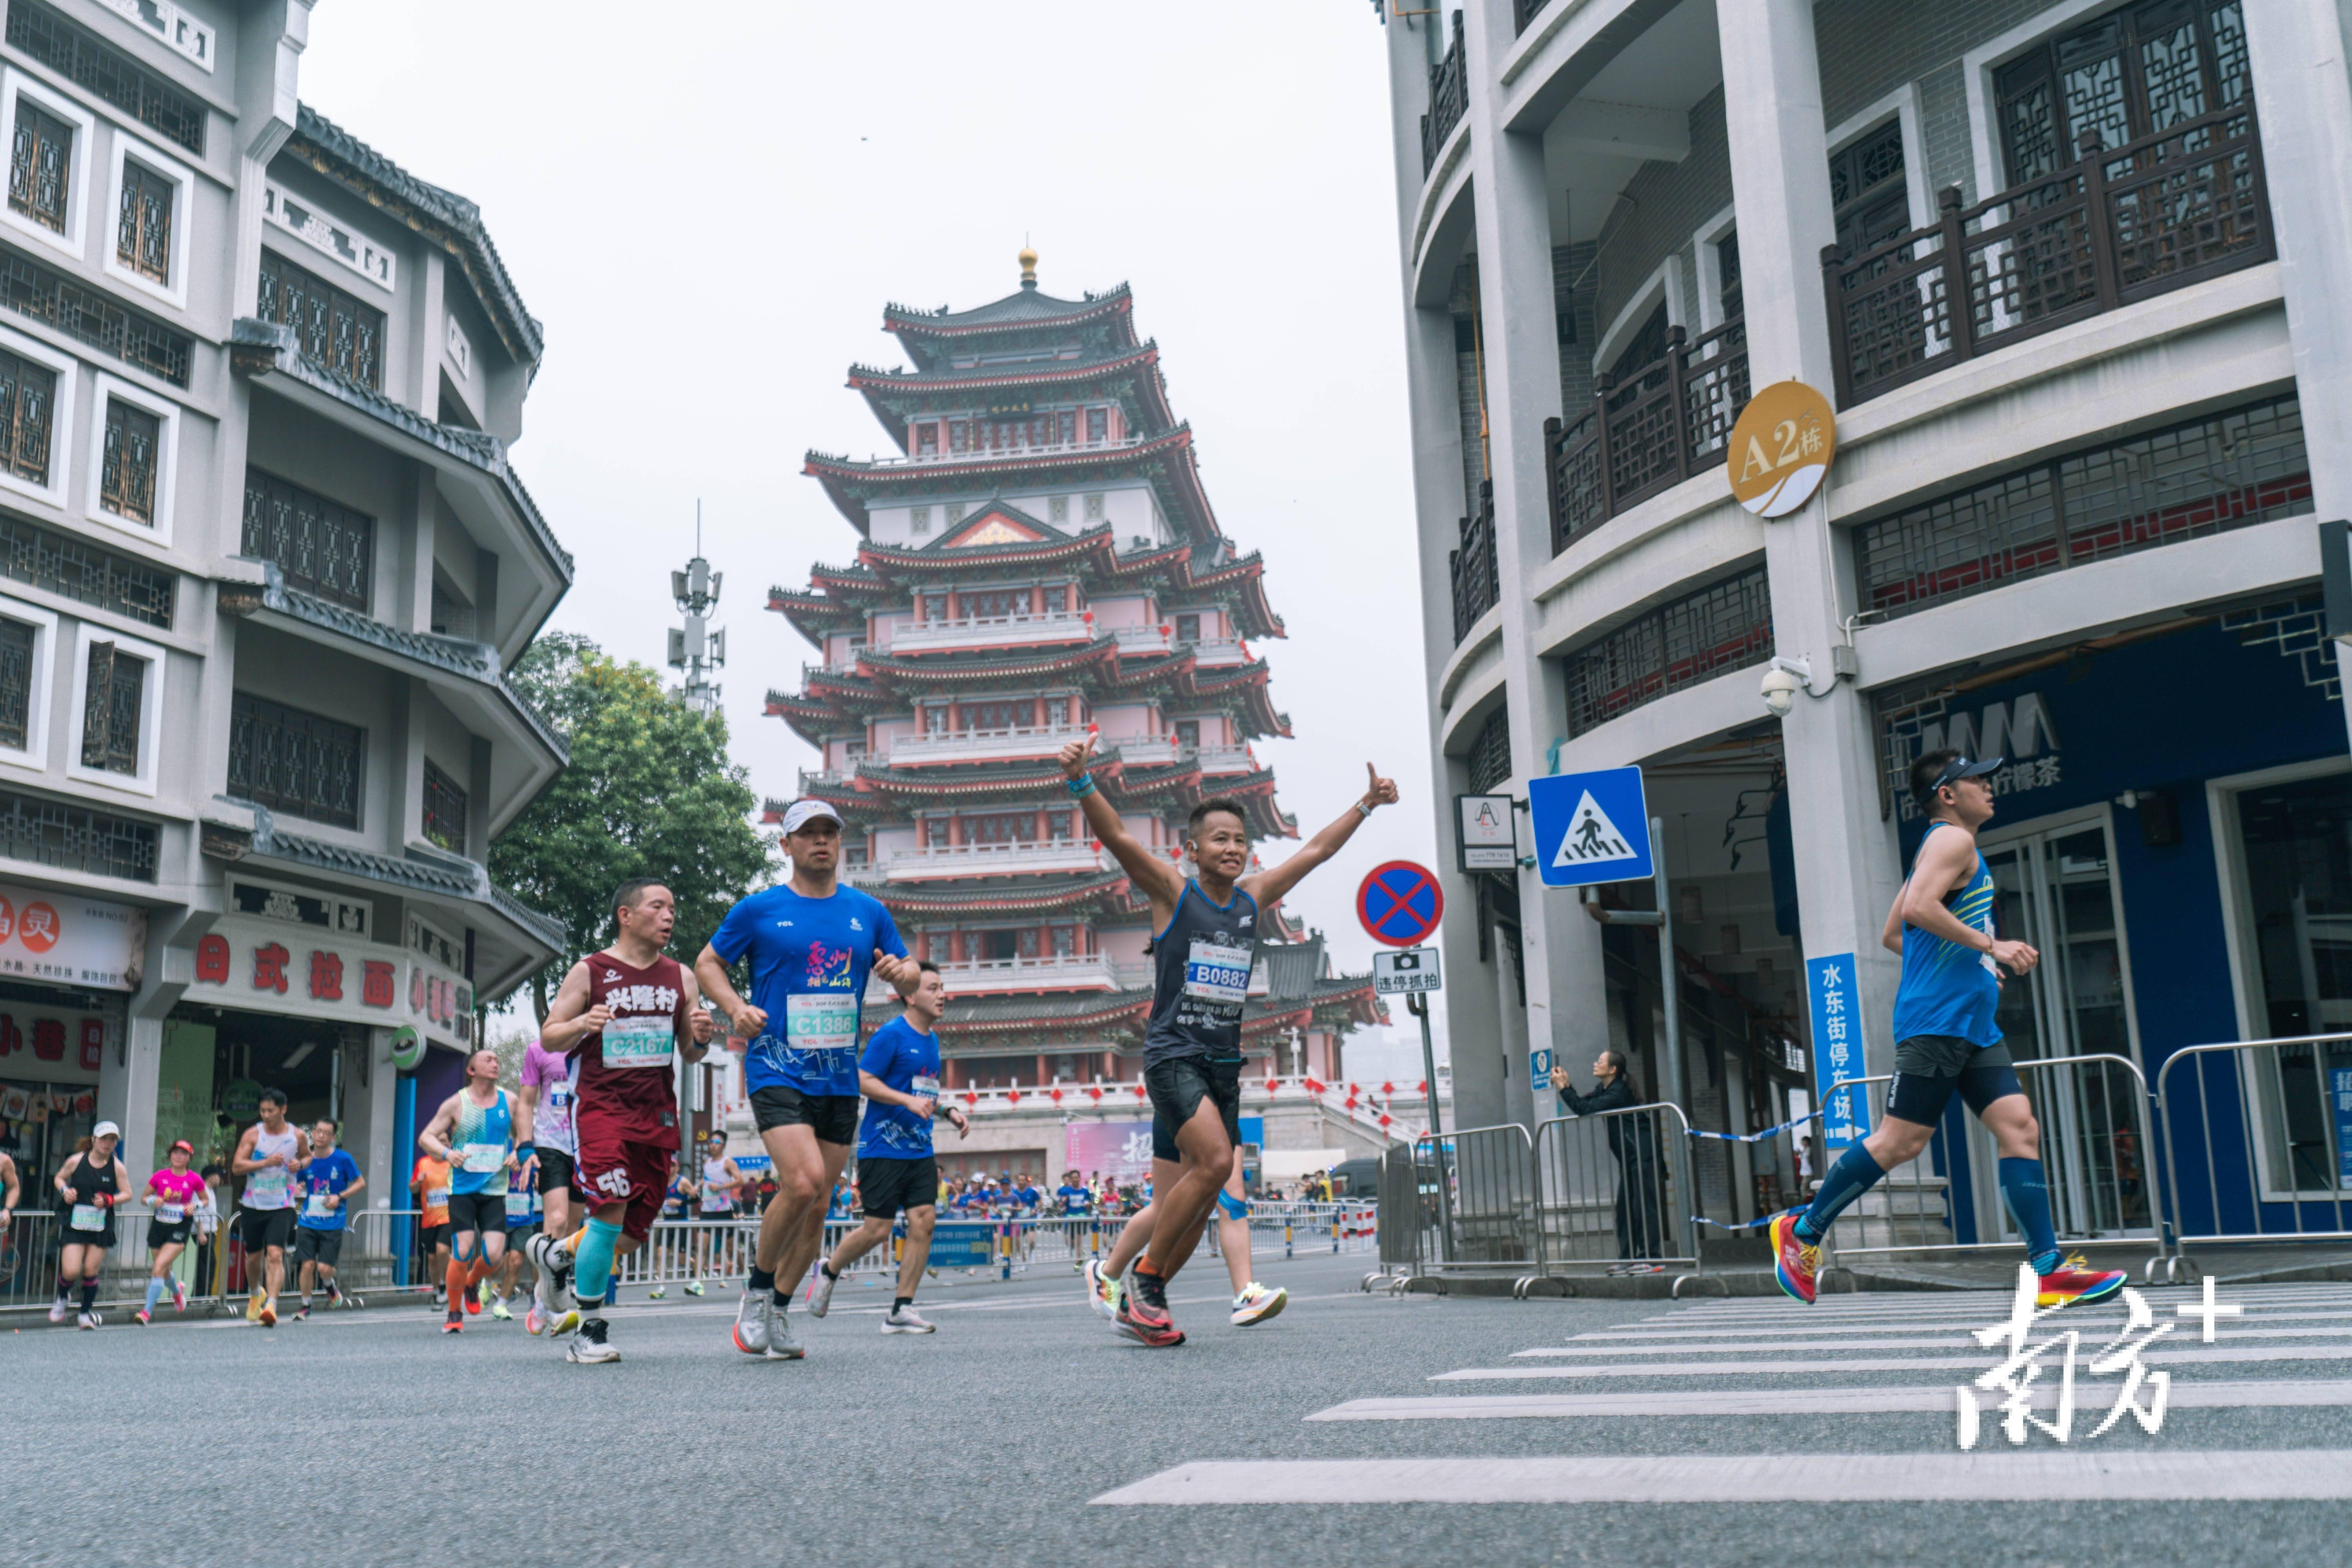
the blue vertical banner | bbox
[1807,953,1871,1152]
[2332,1067,2352,1192]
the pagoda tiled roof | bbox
[882,283,1137,350]
[869,869,1134,918]
[848,343,1175,442]
[857,637,1118,687]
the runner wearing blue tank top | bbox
[1056,731,1398,1346]
[1768,748,2126,1313]
[418,1051,523,1334]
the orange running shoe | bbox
[1768,1212,1819,1305]
[2035,1255,2127,1311]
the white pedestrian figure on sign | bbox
[1956,1262,2185,1449]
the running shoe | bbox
[1085,1259,1121,1321]
[76,1310,97,1330]
[258,1301,277,1328]
[134,1308,151,1326]
[47,1300,67,1324]
[566,1317,618,1364]
[684,1280,705,1297]
[648,1283,666,1300]
[881,1305,935,1334]
[525,1303,545,1337]
[2036,1255,2129,1312]
[489,1294,512,1322]
[731,1290,772,1355]
[246,1291,265,1323]
[171,1278,187,1312]
[527,1232,575,1317]
[292,1303,312,1321]
[1767,1212,1820,1306]
[1230,1281,1289,1327]
[764,1308,806,1361]
[463,1281,482,1316]
[442,1315,462,1334]
[431,1289,446,1308]
[1116,1266,1183,1348]
[545,1306,582,1338]
[807,1263,838,1319]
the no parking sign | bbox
[1356,861,1443,948]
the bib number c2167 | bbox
[601,1014,675,1070]
[1182,939,1252,1007]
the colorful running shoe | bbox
[488,1294,512,1322]
[2035,1255,2128,1311]
[463,1282,482,1316]
[648,1283,666,1300]
[1767,1212,1819,1306]
[1084,1258,1121,1321]
[731,1289,771,1355]
[1230,1281,1289,1327]
[441,1317,462,1334]
[171,1278,188,1312]
[258,1300,277,1328]
[291,1303,311,1321]
[525,1303,545,1337]
[1115,1265,1184,1348]
[133,1308,151,1326]
[685,1280,706,1297]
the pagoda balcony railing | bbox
[1197,744,1255,774]
[1188,637,1247,667]
[889,611,1093,655]
[1544,316,1748,556]
[1116,736,1183,766]
[1420,11,1467,176]
[859,435,1148,469]
[797,767,849,796]
[886,839,1112,881]
[1825,107,2272,408]
[1112,624,1174,655]
[931,953,1120,995]
[888,723,1089,767]
[841,860,888,887]
[1449,481,1499,644]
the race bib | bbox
[459,1142,505,1174]
[786,992,858,1053]
[155,1202,184,1223]
[426,1185,450,1208]
[505,1190,534,1218]
[303,1193,332,1219]
[548,1085,573,1113]
[701,1191,732,1212]
[247,1168,289,1203]
[1182,939,1252,1006]
[911,1074,941,1097]
[602,1014,674,1070]
[69,1203,105,1230]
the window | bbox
[945,503,965,526]
[914,424,937,456]
[1828,118,1909,256]
[115,160,172,283]
[1051,926,1076,957]
[4,2,206,155]
[1047,810,1072,840]
[1563,567,1774,736]
[8,100,71,234]
[964,699,1031,732]
[0,246,189,386]
[1607,301,1671,381]
[0,615,34,752]
[1467,707,1513,795]
[0,515,171,626]
[0,347,55,487]
[257,249,385,390]
[78,639,143,774]
[1715,230,1742,321]
[99,397,159,525]
[228,692,361,829]
[429,575,474,640]
[921,593,947,622]
[1174,720,1201,749]
[1996,0,2249,182]
[1174,613,1201,643]
[963,588,1027,620]
[241,470,374,613]
[1086,408,1108,443]
[1083,493,1105,521]
[910,505,930,535]
[423,760,468,852]
[966,812,1037,845]
[0,784,154,879]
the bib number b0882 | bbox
[1183,939,1252,1006]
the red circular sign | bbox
[1357,860,1444,948]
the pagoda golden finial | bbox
[1019,243,1038,289]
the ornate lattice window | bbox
[258,248,385,390]
[1828,118,1909,257]
[0,348,54,486]
[100,397,160,525]
[423,759,468,851]
[0,515,171,626]
[4,1,205,154]
[1467,708,1513,795]
[229,692,362,829]
[241,470,374,612]
[116,159,173,283]
[7,100,72,234]
[79,640,144,774]
[0,245,190,385]
[0,616,33,752]
[1563,567,1774,737]
[0,785,155,880]
[1996,0,2248,182]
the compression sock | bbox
[893,1296,913,1313]
[78,1278,98,1313]
[1998,1157,2063,1274]
[55,1276,71,1303]
[445,1258,468,1314]
[1793,1143,1888,1243]
[571,1218,623,1308]
[820,1261,839,1281]
[144,1276,166,1314]
[748,1266,775,1294]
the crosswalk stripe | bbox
[1434,1344,2352,1380]
[1656,1288,2350,1321]
[1515,1327,2352,1357]
[1572,1310,2352,1340]
[1090,1450,2352,1504]
[1305,1379,2352,1421]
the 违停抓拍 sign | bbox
[1528,768,1653,887]
[1372,947,1441,995]
[1808,953,1870,1151]
[1456,793,1515,872]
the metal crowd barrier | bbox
[1533,1100,1699,1278]
[2154,1032,2352,1274]
[1413,1124,1540,1276]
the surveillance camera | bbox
[1759,664,1804,718]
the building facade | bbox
[1376,0,2352,1238]
[766,252,1378,1104]
[0,0,565,1218]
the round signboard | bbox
[1727,379,1837,519]
[387,1024,424,1072]
[1357,860,1445,949]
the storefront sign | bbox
[2333,1067,2352,1192]
[0,997,109,1082]
[1728,380,1837,519]
[1807,952,1870,1152]
[189,920,473,1051]
[0,880,145,991]
[387,1025,423,1072]
[1888,694,2062,823]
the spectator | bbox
[1550,1051,1665,1263]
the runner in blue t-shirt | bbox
[806,960,967,1332]
[699,798,920,1359]
[1056,1176,1093,1216]
[291,1120,365,1319]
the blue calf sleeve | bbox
[1998,1156,2061,1274]
[1795,1143,1887,1243]
[572,1218,623,1307]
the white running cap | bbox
[778,799,843,835]
[93,1120,121,1140]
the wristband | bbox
[517,1142,537,1158]
[1068,772,1095,797]
[1355,799,1374,819]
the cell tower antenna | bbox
[668,505,724,714]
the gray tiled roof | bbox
[239,805,566,953]
[885,284,1131,330]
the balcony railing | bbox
[1116,736,1182,766]
[886,840,1112,881]
[932,953,1120,994]
[1513,0,1545,33]
[1448,482,1498,645]
[1824,106,2272,408]
[1112,623,1172,655]
[1196,744,1255,775]
[889,612,1092,655]
[1419,11,1466,175]
[1188,637,1247,667]
[889,724,1087,767]
[858,435,1145,469]
[1544,317,1748,555]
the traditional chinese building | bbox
[766,250,1379,1092]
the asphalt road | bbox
[11,1251,2352,1567]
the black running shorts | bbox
[751,1084,860,1146]
[238,1205,295,1253]
[858,1155,939,1219]
[445,1189,508,1237]
[145,1216,192,1251]
[1887,1034,2024,1126]
[293,1225,345,1268]
[1144,1056,1242,1154]
[1152,1110,1179,1163]
[536,1147,580,1198]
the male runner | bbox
[418,1049,521,1334]
[492,1143,540,1321]
[1768,749,2127,1310]
[806,960,969,1332]
[519,1029,581,1334]
[410,1149,452,1303]
[229,1088,306,1326]
[1085,1120,1284,1330]
[691,1131,743,1295]
[1059,735,1396,1345]
[697,799,919,1360]
[292,1119,365,1319]
[526,878,714,1365]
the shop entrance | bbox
[168,1005,363,1154]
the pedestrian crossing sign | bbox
[1528,767,1653,887]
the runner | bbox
[691,1131,743,1296]
[806,960,968,1333]
[410,1148,452,1305]
[230,1089,306,1327]
[492,1143,540,1321]
[1083,1116,1284,1330]
[1768,748,2128,1311]
[51,1122,129,1328]
[518,1030,580,1336]
[417,1049,521,1334]
[292,1119,365,1319]
[695,799,920,1361]
[1058,735,1396,1345]
[526,878,715,1365]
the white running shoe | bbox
[685,1279,706,1297]
[1085,1259,1121,1321]
[807,1264,838,1319]
[881,1305,935,1334]
[764,1307,805,1360]
[648,1283,666,1299]
[526,1232,576,1316]
[565,1317,619,1364]
[731,1289,771,1355]
[47,1300,68,1324]
[1230,1281,1289,1327]
[76,1310,98,1329]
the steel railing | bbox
[2154,1033,2352,1254]
[1533,1100,1700,1277]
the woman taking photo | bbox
[136,1139,203,1324]
[52,1120,130,1327]
[1549,1051,1667,1264]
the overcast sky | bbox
[302,1,1450,1075]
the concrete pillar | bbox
[101,1013,161,1172]
[346,1028,398,1219]
[2241,2,2352,757]
[1719,0,1904,1058]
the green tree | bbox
[493,633,773,1018]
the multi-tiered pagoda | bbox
[765,250,1379,1092]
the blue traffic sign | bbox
[1357,860,1445,948]
[1528,766,1653,888]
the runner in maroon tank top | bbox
[528,878,713,1364]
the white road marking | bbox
[1435,1345,2352,1379]
[1515,1327,2352,1357]
[1572,1310,2352,1340]
[1090,1450,2352,1504]
[1306,1379,2352,1420]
